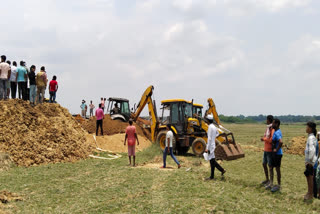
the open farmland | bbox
[1,122,319,213]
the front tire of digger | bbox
[192,138,206,156]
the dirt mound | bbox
[82,115,151,140]
[0,153,13,171]
[0,191,23,204]
[74,114,86,124]
[286,136,307,155]
[0,99,93,167]
[86,134,151,153]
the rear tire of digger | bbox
[192,138,206,156]
[156,131,176,152]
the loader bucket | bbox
[214,133,245,161]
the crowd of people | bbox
[0,55,58,104]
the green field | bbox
[1,123,319,214]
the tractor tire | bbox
[192,138,206,156]
[156,131,176,152]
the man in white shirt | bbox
[0,55,11,100]
[161,124,181,169]
[205,114,226,180]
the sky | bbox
[1,0,320,116]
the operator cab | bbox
[107,97,130,122]
[192,103,203,117]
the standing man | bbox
[161,124,181,169]
[89,101,95,117]
[48,75,58,103]
[80,100,86,118]
[5,61,11,99]
[0,55,11,100]
[205,114,226,180]
[10,61,17,99]
[28,65,36,105]
[124,119,140,166]
[260,115,274,186]
[95,103,104,136]
[16,61,27,100]
[268,118,283,192]
[35,66,47,104]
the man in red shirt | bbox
[124,119,140,166]
[95,104,104,136]
[48,75,58,103]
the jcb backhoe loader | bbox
[131,86,244,160]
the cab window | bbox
[121,102,130,114]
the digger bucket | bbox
[214,133,245,161]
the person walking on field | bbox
[267,118,283,192]
[28,65,36,105]
[161,124,181,169]
[95,104,104,136]
[35,66,47,104]
[205,114,226,180]
[260,115,274,186]
[49,76,58,103]
[10,61,17,99]
[89,101,95,117]
[0,55,11,100]
[124,119,140,167]
[304,122,318,201]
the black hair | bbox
[41,66,45,71]
[166,124,172,131]
[53,75,57,80]
[6,60,11,65]
[99,103,102,108]
[267,115,274,123]
[20,61,24,66]
[30,65,36,70]
[273,118,281,127]
[307,121,317,137]
[129,120,133,125]
[1,55,6,62]
[13,61,17,66]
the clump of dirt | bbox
[0,153,13,171]
[86,134,151,153]
[82,115,151,140]
[286,136,307,155]
[0,191,23,204]
[0,99,93,167]
[74,114,86,124]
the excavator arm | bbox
[205,98,221,125]
[131,85,159,142]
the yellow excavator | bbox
[131,86,245,160]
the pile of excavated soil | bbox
[0,191,23,204]
[286,136,307,155]
[74,114,86,124]
[0,100,93,167]
[86,134,151,153]
[82,115,151,140]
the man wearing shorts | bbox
[260,115,274,186]
[268,118,283,192]
[124,119,140,167]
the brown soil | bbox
[82,115,151,140]
[0,153,13,171]
[0,191,23,204]
[286,136,307,155]
[86,134,151,153]
[74,114,86,124]
[0,99,93,167]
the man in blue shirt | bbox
[16,61,28,100]
[268,118,283,192]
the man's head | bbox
[40,66,45,71]
[129,119,133,125]
[206,114,214,123]
[1,55,6,62]
[20,61,24,66]
[6,60,11,65]
[266,115,274,125]
[30,65,36,72]
[104,98,106,101]
[52,75,57,80]
[306,121,317,136]
[272,118,281,129]
[90,100,92,104]
[99,103,102,108]
[115,103,118,107]
[166,124,171,131]
[13,61,17,66]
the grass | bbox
[0,123,319,213]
